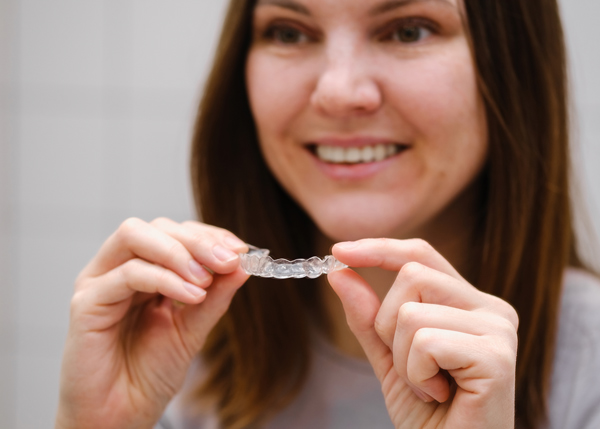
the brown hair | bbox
[190,0,580,427]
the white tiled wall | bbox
[561,0,600,261]
[1,0,18,427]
[2,1,228,428]
[1,1,598,428]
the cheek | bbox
[377,45,488,208]
[384,46,485,150]
[246,50,318,195]
[245,51,312,141]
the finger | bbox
[103,258,209,303]
[390,301,509,348]
[73,259,209,331]
[388,301,515,400]
[180,220,249,252]
[381,263,518,336]
[178,267,250,353]
[327,269,393,382]
[405,327,516,404]
[332,238,463,281]
[151,218,248,275]
[376,263,484,348]
[83,218,213,286]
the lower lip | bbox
[309,148,407,180]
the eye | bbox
[391,25,431,43]
[265,24,309,45]
[378,18,436,44]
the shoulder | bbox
[546,267,600,429]
[559,267,600,342]
[554,267,600,366]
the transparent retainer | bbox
[239,245,348,279]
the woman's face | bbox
[246,0,488,242]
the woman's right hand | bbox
[55,218,249,429]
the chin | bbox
[309,206,409,242]
[295,192,419,242]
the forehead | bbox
[254,0,460,15]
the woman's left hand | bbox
[328,238,519,429]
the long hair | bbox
[189,0,579,427]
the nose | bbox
[310,46,382,117]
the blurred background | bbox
[0,1,598,427]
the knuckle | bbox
[397,302,420,327]
[504,305,519,333]
[490,296,520,330]
[505,305,519,330]
[373,314,390,339]
[496,316,515,334]
[501,320,519,352]
[492,317,519,353]
[116,217,144,242]
[374,237,391,248]
[352,321,373,339]
[181,220,203,229]
[409,239,434,259]
[371,237,395,256]
[154,264,173,286]
[398,261,424,283]
[119,259,149,288]
[150,217,172,228]
[187,229,211,246]
[166,240,187,260]
[412,328,434,352]
[69,290,86,316]
[345,316,359,335]
[118,260,136,286]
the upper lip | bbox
[308,136,406,148]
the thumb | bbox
[327,269,393,382]
[179,268,249,353]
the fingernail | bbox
[213,244,238,262]
[414,389,432,403]
[189,260,211,282]
[224,236,247,249]
[336,241,359,250]
[183,281,207,298]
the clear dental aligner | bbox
[239,245,348,279]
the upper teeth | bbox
[316,144,399,164]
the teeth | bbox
[361,146,374,162]
[373,144,386,161]
[345,147,361,163]
[316,143,401,164]
[332,147,345,163]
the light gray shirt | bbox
[157,268,600,429]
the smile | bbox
[312,144,406,164]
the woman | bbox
[55,0,600,428]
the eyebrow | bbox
[255,0,455,16]
[255,0,311,16]
[369,0,455,16]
